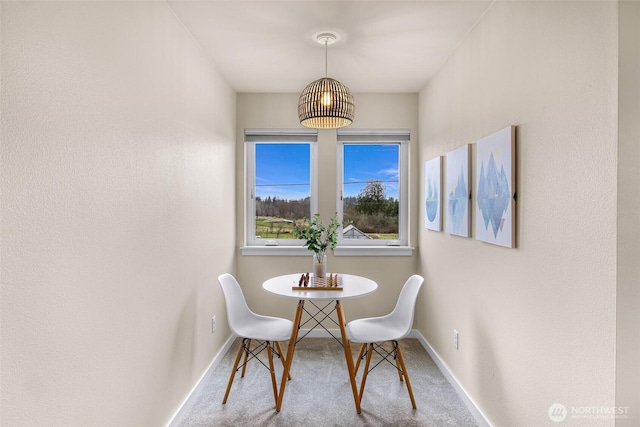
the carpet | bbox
[176,337,478,427]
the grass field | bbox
[254,217,398,240]
[255,217,296,239]
[374,234,400,240]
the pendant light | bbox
[298,33,354,129]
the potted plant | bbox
[293,213,340,278]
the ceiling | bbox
[167,1,493,94]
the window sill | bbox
[241,246,310,256]
[241,246,414,257]
[334,246,414,256]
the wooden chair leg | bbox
[240,339,251,378]
[354,343,367,376]
[266,341,278,405]
[223,339,246,404]
[395,341,417,409]
[274,341,292,380]
[358,343,374,404]
[393,341,404,381]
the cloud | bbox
[378,167,399,178]
[255,176,273,185]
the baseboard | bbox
[411,330,492,427]
[298,328,343,338]
[166,333,236,427]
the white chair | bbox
[217,273,293,406]
[345,274,424,409]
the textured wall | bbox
[1,2,236,425]
[617,1,640,425]
[417,2,618,426]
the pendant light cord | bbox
[324,38,328,77]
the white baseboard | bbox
[410,330,492,427]
[166,329,490,427]
[297,328,344,338]
[166,334,236,427]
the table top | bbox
[262,273,378,300]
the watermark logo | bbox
[548,403,567,422]
[548,403,629,422]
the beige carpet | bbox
[175,337,478,427]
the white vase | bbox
[313,252,327,278]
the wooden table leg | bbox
[335,300,362,414]
[276,299,304,412]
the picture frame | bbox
[475,126,516,248]
[424,156,442,231]
[445,145,471,238]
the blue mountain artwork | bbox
[448,167,468,233]
[426,176,438,222]
[477,152,511,237]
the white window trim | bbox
[241,245,413,256]
[334,246,413,256]
[240,246,312,256]
[243,129,318,250]
[241,128,413,257]
[336,129,410,248]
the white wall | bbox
[1,2,236,426]
[234,93,420,323]
[418,2,619,426]
[617,1,640,425]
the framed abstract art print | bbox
[475,126,516,248]
[445,145,471,238]
[424,156,442,231]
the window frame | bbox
[336,129,410,248]
[244,129,318,248]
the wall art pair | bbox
[424,126,516,248]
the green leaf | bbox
[292,213,340,255]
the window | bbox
[337,129,409,247]
[245,129,318,247]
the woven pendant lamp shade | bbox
[298,77,354,129]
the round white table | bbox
[262,272,377,301]
[262,273,378,414]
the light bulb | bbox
[321,91,332,107]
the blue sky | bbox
[343,144,399,198]
[255,143,399,200]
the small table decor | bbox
[291,273,342,290]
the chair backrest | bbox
[217,273,256,336]
[387,274,424,337]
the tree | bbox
[355,180,387,215]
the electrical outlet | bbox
[212,316,216,334]
[453,329,459,349]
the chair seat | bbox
[346,315,409,343]
[233,314,293,342]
